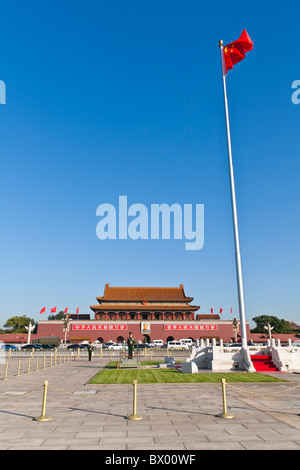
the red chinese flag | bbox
[211,308,213,314]
[50,307,57,313]
[76,307,79,314]
[220,308,223,314]
[230,307,233,314]
[223,29,253,74]
[40,307,46,314]
[64,307,68,314]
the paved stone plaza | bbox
[0,355,300,450]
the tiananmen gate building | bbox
[35,283,251,344]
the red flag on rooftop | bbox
[40,306,46,314]
[211,308,213,314]
[64,307,68,314]
[76,307,79,314]
[220,308,223,314]
[50,307,57,313]
[223,29,253,74]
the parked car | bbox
[21,344,43,350]
[179,339,193,348]
[149,340,164,348]
[107,343,123,351]
[102,342,114,349]
[167,341,189,350]
[39,344,55,350]
[0,344,19,350]
[137,343,149,349]
[66,343,89,349]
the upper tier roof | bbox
[96,283,194,303]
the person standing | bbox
[127,332,135,359]
[87,342,94,361]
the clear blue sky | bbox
[0,1,299,329]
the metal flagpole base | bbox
[217,412,234,419]
[127,414,143,421]
[34,415,52,422]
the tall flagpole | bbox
[219,40,248,347]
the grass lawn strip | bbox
[89,361,288,384]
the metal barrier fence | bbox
[1,376,300,422]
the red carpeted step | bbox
[250,355,279,372]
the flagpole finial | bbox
[219,40,223,47]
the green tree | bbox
[3,315,35,333]
[48,310,65,320]
[251,315,293,334]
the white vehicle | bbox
[292,341,300,347]
[179,338,193,347]
[167,340,189,350]
[107,343,123,351]
[149,340,164,348]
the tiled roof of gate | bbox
[96,284,194,302]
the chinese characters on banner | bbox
[164,324,218,331]
[72,324,127,331]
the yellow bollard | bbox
[43,355,46,369]
[3,362,8,380]
[217,378,234,419]
[8,348,11,359]
[16,360,21,376]
[35,357,39,371]
[127,380,143,420]
[34,380,52,422]
[50,354,53,367]
[27,358,31,374]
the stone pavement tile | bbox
[127,444,187,450]
[256,430,300,441]
[126,423,152,430]
[127,430,179,437]
[4,439,46,447]
[75,431,113,439]
[153,436,209,446]
[11,446,70,450]
[102,424,132,432]
[205,431,263,443]
[87,431,128,438]
[54,423,105,432]
[241,440,300,450]
[150,423,183,431]
[100,436,155,446]
[239,420,270,427]
[185,442,246,450]
[0,430,32,439]
[68,444,128,450]
[43,437,100,447]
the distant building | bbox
[289,321,300,331]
